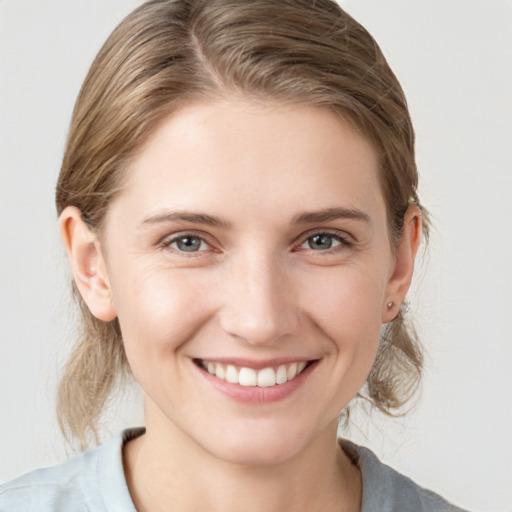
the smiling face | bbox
[64,99,418,465]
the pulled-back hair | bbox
[56,0,427,446]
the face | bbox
[82,100,413,465]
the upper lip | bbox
[193,357,317,370]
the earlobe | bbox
[59,206,117,322]
[382,205,422,323]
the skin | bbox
[60,99,421,512]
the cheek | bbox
[299,267,384,382]
[110,265,215,364]
[301,266,385,338]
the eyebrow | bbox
[141,210,232,229]
[141,207,370,229]
[292,207,371,225]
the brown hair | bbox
[56,0,427,447]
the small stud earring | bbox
[387,301,394,309]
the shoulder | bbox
[0,429,141,512]
[340,440,469,512]
[0,446,99,512]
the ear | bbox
[382,205,422,323]
[59,206,117,322]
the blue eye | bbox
[302,233,344,251]
[169,235,208,252]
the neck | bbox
[124,409,361,512]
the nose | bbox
[218,251,300,346]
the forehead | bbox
[112,100,384,225]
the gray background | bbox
[1,1,511,510]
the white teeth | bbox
[276,364,288,385]
[239,367,257,386]
[215,364,226,381]
[225,364,238,384]
[287,363,297,380]
[257,367,276,387]
[201,360,310,387]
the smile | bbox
[195,359,310,388]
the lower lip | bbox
[194,361,319,404]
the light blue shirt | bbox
[0,428,467,511]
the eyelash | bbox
[297,231,351,251]
[160,232,213,254]
[160,230,352,255]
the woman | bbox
[0,0,468,510]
